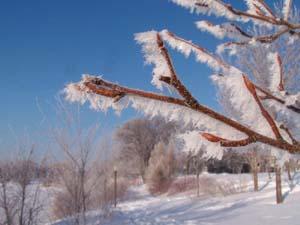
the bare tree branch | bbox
[201,133,255,147]
[66,0,300,155]
[74,76,300,154]
[280,124,299,145]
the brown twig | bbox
[156,33,199,107]
[276,54,285,91]
[280,124,299,145]
[201,133,255,147]
[255,85,300,114]
[165,31,230,70]
[195,1,276,25]
[257,0,276,19]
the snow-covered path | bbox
[103,174,300,225]
[51,173,300,225]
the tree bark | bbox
[268,167,272,179]
[1,182,12,225]
[253,167,259,192]
[287,162,292,181]
[275,166,283,204]
[251,154,259,192]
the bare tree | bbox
[50,99,122,224]
[284,159,298,181]
[52,115,100,225]
[186,151,205,197]
[0,162,16,225]
[275,165,283,204]
[0,147,44,225]
[114,117,177,182]
[245,150,260,192]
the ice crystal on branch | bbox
[196,21,252,40]
[267,52,284,93]
[135,31,172,90]
[179,131,223,159]
[283,0,293,20]
[245,0,276,18]
[211,74,276,138]
[171,0,249,21]
[64,75,126,114]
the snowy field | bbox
[49,172,300,225]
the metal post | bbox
[196,160,200,197]
[197,173,200,197]
[114,167,117,207]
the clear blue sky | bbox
[0,0,290,156]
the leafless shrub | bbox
[88,159,130,212]
[208,180,246,196]
[52,161,130,221]
[38,157,57,188]
[168,176,246,197]
[92,175,130,210]
[51,126,99,225]
[167,176,198,195]
[50,100,100,224]
[51,186,75,220]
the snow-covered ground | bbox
[50,172,300,225]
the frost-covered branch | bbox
[201,133,255,147]
[196,21,252,40]
[245,0,276,19]
[280,124,299,145]
[283,0,293,20]
[65,75,300,154]
[163,30,300,115]
[173,0,300,46]
[254,84,300,114]
[161,30,232,72]
[155,33,199,107]
[161,30,300,115]
[268,52,285,92]
[65,0,300,158]
[242,75,283,140]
